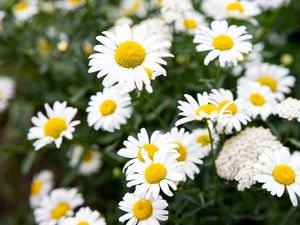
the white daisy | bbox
[13,0,39,22]
[56,0,85,11]
[88,24,173,93]
[255,0,290,10]
[175,10,206,35]
[194,20,253,67]
[28,101,80,150]
[119,192,168,225]
[160,0,193,24]
[86,86,132,132]
[0,76,15,113]
[254,148,300,206]
[191,128,219,157]
[68,145,102,176]
[239,62,296,101]
[209,89,251,134]
[167,127,204,181]
[59,207,106,225]
[30,170,54,208]
[120,0,148,18]
[34,188,84,225]
[126,150,184,198]
[238,82,277,121]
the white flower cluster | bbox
[273,97,300,122]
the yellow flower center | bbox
[183,19,198,29]
[249,93,266,106]
[272,165,296,185]
[44,117,67,139]
[213,35,234,51]
[38,39,52,54]
[197,134,210,147]
[68,0,81,5]
[15,1,29,11]
[144,163,167,184]
[99,99,117,116]
[115,41,146,68]
[83,151,93,162]
[138,144,159,162]
[257,76,277,92]
[77,222,89,225]
[226,2,244,13]
[133,200,153,221]
[175,142,187,161]
[144,68,153,79]
[123,2,141,16]
[31,179,43,196]
[196,104,217,116]
[218,100,238,115]
[51,203,71,219]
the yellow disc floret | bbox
[226,2,245,13]
[133,199,153,220]
[218,100,238,115]
[175,142,187,162]
[99,99,117,116]
[77,222,89,225]
[183,19,198,29]
[15,1,29,11]
[44,117,67,139]
[51,203,71,219]
[197,134,210,147]
[249,93,266,106]
[196,104,217,116]
[83,151,93,162]
[213,35,234,51]
[144,163,167,184]
[257,76,277,92]
[31,179,44,196]
[138,144,159,162]
[272,165,296,185]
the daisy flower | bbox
[167,127,204,181]
[28,101,80,150]
[59,207,106,225]
[120,0,148,18]
[238,82,277,121]
[0,76,15,113]
[126,150,184,198]
[119,192,168,225]
[68,145,102,176]
[160,0,193,24]
[255,0,290,10]
[56,0,85,11]
[175,10,206,35]
[86,86,132,133]
[254,148,300,206]
[194,20,253,67]
[175,92,218,126]
[191,128,219,157]
[30,170,54,208]
[209,89,250,134]
[117,128,177,170]
[239,62,296,101]
[88,24,173,93]
[13,0,39,22]
[34,188,84,225]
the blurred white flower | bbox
[13,0,39,22]
[0,76,15,113]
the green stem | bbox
[215,65,221,88]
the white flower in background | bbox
[167,127,204,181]
[68,145,102,176]
[191,128,219,157]
[210,89,250,134]
[0,11,6,31]
[88,24,173,93]
[30,170,54,208]
[118,128,177,171]
[126,150,184,198]
[34,188,84,225]
[86,86,132,133]
[28,101,80,150]
[119,192,168,225]
[273,98,300,122]
[120,0,147,18]
[13,0,39,22]
[56,0,85,11]
[160,0,193,23]
[238,82,277,121]
[59,207,106,225]
[0,77,15,113]
[216,127,286,191]
[175,10,206,35]
[194,20,252,67]
[255,0,290,10]
[175,93,218,126]
[202,0,261,21]
[254,148,300,206]
[239,63,295,101]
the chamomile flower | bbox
[28,101,80,150]
[119,192,168,225]
[30,170,54,208]
[126,150,184,198]
[120,0,148,18]
[175,10,206,35]
[238,82,277,121]
[175,92,218,126]
[0,76,15,113]
[254,148,300,206]
[194,20,253,67]
[56,0,85,11]
[191,128,219,157]
[209,89,250,134]
[255,0,290,10]
[239,63,296,101]
[86,86,132,133]
[88,24,173,93]
[167,127,204,181]
[59,207,106,225]
[34,188,84,225]
[117,128,177,171]
[68,145,102,176]
[13,0,39,22]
